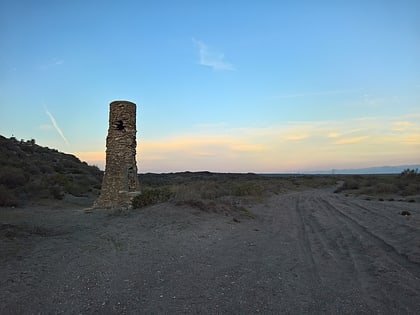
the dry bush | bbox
[334,173,420,200]
[167,179,267,202]
[0,166,28,189]
[0,185,18,207]
[373,183,399,194]
[343,178,361,190]
[401,182,420,196]
[132,187,172,208]
[231,182,264,196]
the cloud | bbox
[285,134,309,141]
[327,132,341,138]
[193,39,235,71]
[39,124,54,131]
[231,144,266,152]
[45,108,69,145]
[39,58,64,70]
[75,151,105,170]
[72,114,420,173]
[384,134,420,145]
[276,89,356,99]
[334,136,368,145]
[136,134,269,172]
[391,121,418,132]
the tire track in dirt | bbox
[281,190,420,313]
[334,194,420,241]
[262,192,377,313]
[313,192,420,313]
[333,195,420,263]
[299,194,361,275]
[295,192,382,312]
[2,191,419,314]
[321,196,420,280]
[307,193,391,311]
[293,194,321,282]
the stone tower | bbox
[94,100,140,208]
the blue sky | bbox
[1,0,419,172]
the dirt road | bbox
[1,189,419,314]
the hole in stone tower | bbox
[127,167,136,191]
[115,120,125,131]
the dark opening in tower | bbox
[115,120,125,131]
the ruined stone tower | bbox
[94,100,140,208]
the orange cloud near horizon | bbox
[73,116,420,173]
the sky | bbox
[0,0,419,173]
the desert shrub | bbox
[373,183,399,194]
[64,181,87,197]
[132,187,172,208]
[400,168,418,178]
[47,173,68,186]
[333,173,420,198]
[344,178,361,190]
[88,164,102,177]
[23,180,46,198]
[139,173,174,188]
[27,164,41,175]
[195,181,222,199]
[49,185,64,200]
[401,182,420,196]
[168,179,266,201]
[0,166,28,189]
[0,185,18,207]
[237,206,256,219]
[170,181,225,200]
[334,178,360,193]
[232,182,263,196]
[39,164,54,174]
[396,170,420,196]
[306,176,338,188]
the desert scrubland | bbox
[1,172,419,314]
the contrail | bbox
[45,108,69,145]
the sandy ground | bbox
[1,188,419,314]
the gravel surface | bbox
[1,189,419,314]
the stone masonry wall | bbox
[94,100,140,208]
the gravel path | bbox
[1,190,419,314]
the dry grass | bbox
[135,172,420,212]
[133,172,340,218]
[334,172,420,202]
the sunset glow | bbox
[1,1,419,172]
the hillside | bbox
[0,135,102,206]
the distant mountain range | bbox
[306,164,420,175]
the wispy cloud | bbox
[327,132,341,138]
[334,136,369,145]
[39,58,64,70]
[193,39,235,71]
[45,108,69,145]
[391,121,418,132]
[285,134,309,141]
[276,89,356,99]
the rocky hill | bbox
[0,135,102,206]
